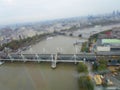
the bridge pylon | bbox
[8,53,14,62]
[21,54,26,62]
[74,54,77,64]
[83,58,86,64]
[51,54,57,69]
[35,54,40,63]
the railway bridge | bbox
[0,52,119,68]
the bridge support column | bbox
[51,54,57,69]
[36,54,40,63]
[74,54,77,64]
[37,60,40,63]
[83,58,86,64]
[51,61,56,69]
[8,54,13,62]
[21,54,26,63]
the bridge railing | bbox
[0,53,97,61]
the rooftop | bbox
[102,39,120,44]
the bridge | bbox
[0,52,120,68]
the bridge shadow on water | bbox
[2,61,78,69]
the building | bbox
[96,46,110,52]
[101,39,120,45]
[96,39,120,52]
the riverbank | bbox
[0,33,56,53]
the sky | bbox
[0,0,120,25]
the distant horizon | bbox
[0,0,120,26]
[0,10,120,27]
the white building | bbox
[96,46,110,52]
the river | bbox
[0,35,84,90]
[23,35,87,54]
[0,23,119,90]
[0,62,78,90]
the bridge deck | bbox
[0,53,119,63]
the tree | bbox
[92,59,108,71]
[78,76,94,90]
[77,62,88,73]
[99,59,107,65]
[81,42,89,52]
[92,61,99,71]
[0,33,50,51]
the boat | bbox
[46,37,53,40]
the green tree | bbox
[0,33,50,51]
[93,59,108,71]
[92,61,99,71]
[78,76,94,90]
[81,42,89,52]
[77,62,88,73]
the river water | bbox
[0,35,85,90]
[0,62,78,90]
[23,35,87,54]
[1,23,119,90]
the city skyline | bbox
[0,0,120,25]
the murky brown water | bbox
[1,24,120,90]
[23,35,87,54]
[0,36,83,90]
[0,62,78,90]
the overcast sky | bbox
[0,0,120,25]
